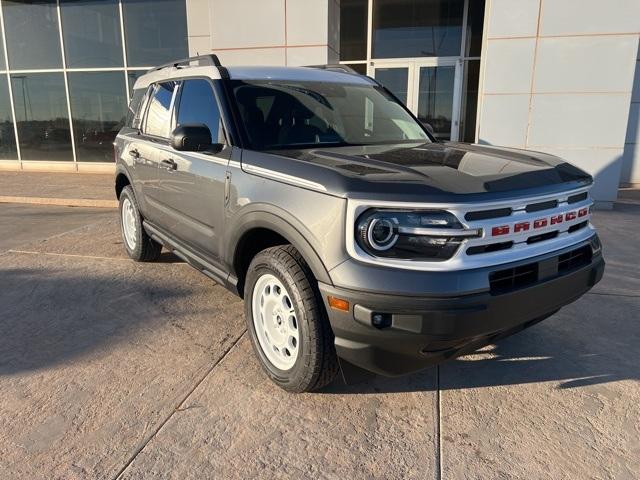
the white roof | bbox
[132,64,374,90]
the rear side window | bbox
[176,79,224,143]
[144,81,178,138]
[126,88,146,129]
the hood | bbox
[250,142,593,201]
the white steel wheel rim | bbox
[251,273,300,371]
[121,197,138,250]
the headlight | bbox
[355,209,481,261]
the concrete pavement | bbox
[0,202,638,479]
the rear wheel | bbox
[119,185,162,262]
[244,245,339,392]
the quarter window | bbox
[176,79,223,143]
[144,82,177,138]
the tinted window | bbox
[0,77,17,160]
[232,80,428,150]
[11,73,73,161]
[372,0,464,58]
[340,0,368,61]
[123,0,188,67]
[176,79,222,143]
[3,0,63,70]
[61,0,123,68]
[144,82,177,138]
[68,72,127,162]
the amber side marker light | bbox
[328,296,350,312]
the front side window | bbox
[231,80,429,150]
[143,82,177,138]
[176,79,223,143]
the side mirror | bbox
[171,124,215,152]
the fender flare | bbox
[226,206,333,289]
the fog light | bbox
[371,312,392,329]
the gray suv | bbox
[115,55,604,392]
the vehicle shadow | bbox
[322,291,639,394]
[0,265,215,376]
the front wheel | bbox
[244,245,339,393]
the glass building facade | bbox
[0,0,187,165]
[340,0,485,142]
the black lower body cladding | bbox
[319,236,605,376]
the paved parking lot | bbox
[0,203,638,479]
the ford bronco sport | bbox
[114,55,604,392]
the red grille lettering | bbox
[514,222,530,233]
[565,211,577,221]
[492,225,510,236]
[578,208,588,217]
[533,219,548,229]
[550,215,563,225]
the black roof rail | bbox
[306,64,360,75]
[148,54,222,72]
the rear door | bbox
[135,81,179,223]
[155,78,231,263]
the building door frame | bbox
[370,57,463,141]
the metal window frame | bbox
[339,0,483,142]
[0,0,161,167]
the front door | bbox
[155,78,230,263]
[372,59,462,141]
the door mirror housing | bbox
[171,124,219,152]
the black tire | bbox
[118,185,162,262]
[244,245,339,393]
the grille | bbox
[489,263,539,294]
[489,244,593,295]
[558,245,592,273]
[465,207,512,221]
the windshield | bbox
[230,80,430,150]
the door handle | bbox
[128,148,140,159]
[161,158,177,170]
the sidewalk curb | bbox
[0,196,118,209]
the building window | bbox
[11,73,73,162]
[0,77,17,161]
[123,0,188,67]
[0,0,187,163]
[340,0,368,61]
[372,0,464,59]
[3,0,63,70]
[68,72,127,162]
[60,0,123,68]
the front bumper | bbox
[319,236,604,376]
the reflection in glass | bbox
[144,82,177,137]
[372,0,464,59]
[460,60,480,143]
[123,0,188,67]
[11,73,73,161]
[3,0,63,70]
[0,16,5,69]
[340,0,368,61]
[0,78,17,160]
[417,66,455,140]
[68,72,127,162]
[465,0,485,57]
[375,68,409,105]
[177,79,222,142]
[61,0,123,68]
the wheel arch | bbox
[227,209,333,298]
